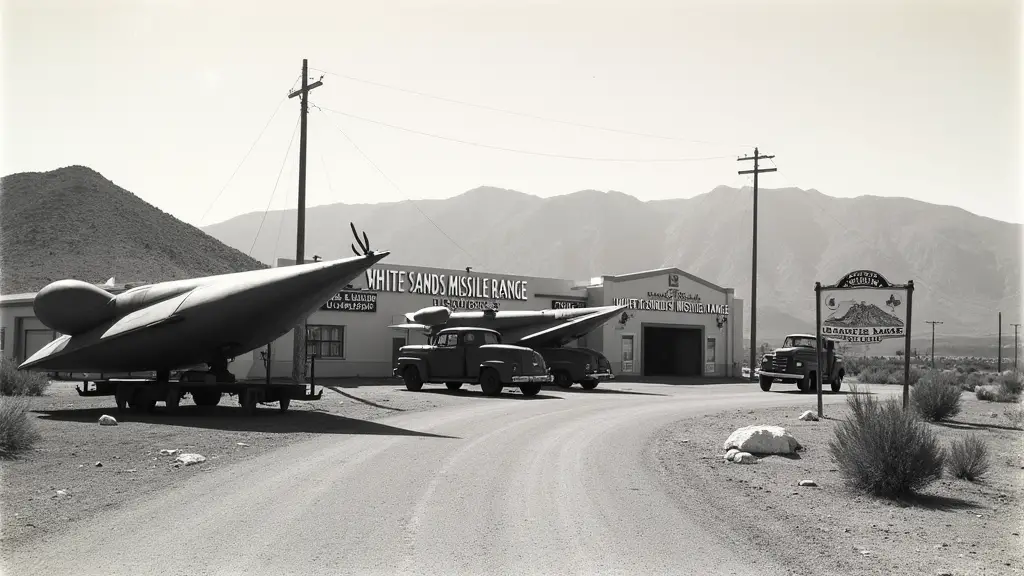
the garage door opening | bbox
[642,326,702,376]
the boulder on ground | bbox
[799,411,818,422]
[731,452,757,464]
[98,415,117,426]
[175,453,206,466]
[725,448,740,461]
[724,425,802,455]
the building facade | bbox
[0,262,744,380]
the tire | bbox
[445,382,463,391]
[241,389,258,416]
[759,376,773,392]
[165,387,181,413]
[580,380,598,390]
[403,366,423,391]
[799,374,814,394]
[553,371,573,389]
[519,383,542,397]
[131,387,157,413]
[479,369,503,396]
[831,374,843,393]
[115,384,129,413]
[192,389,222,407]
[279,396,291,412]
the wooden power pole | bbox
[1012,323,1020,374]
[998,312,1002,373]
[738,148,776,380]
[287,59,323,384]
[926,320,943,368]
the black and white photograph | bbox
[1,1,1021,575]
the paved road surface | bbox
[4,381,884,576]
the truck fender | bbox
[397,357,430,381]
[480,359,512,382]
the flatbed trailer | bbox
[75,375,322,416]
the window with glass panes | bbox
[306,325,344,358]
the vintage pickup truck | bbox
[758,333,845,393]
[537,346,614,390]
[394,327,553,396]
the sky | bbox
[2,0,1021,228]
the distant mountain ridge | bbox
[202,184,1022,346]
[0,166,268,295]
[825,302,905,328]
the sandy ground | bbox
[651,384,1024,576]
[1,377,481,546]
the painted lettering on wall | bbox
[551,299,587,309]
[645,288,701,303]
[365,269,528,301]
[321,291,377,312]
[432,298,501,311]
[612,298,729,315]
[820,325,904,343]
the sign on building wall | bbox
[431,298,501,311]
[321,290,378,312]
[612,272,728,315]
[365,268,529,301]
[551,299,587,309]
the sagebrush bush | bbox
[829,385,944,498]
[999,372,1022,398]
[947,432,990,481]
[0,395,40,459]
[1004,405,1024,429]
[0,358,50,396]
[911,371,963,422]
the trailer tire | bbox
[165,387,181,413]
[241,389,259,416]
[445,382,463,391]
[131,387,157,413]
[192,389,221,407]
[580,380,599,390]
[279,396,291,412]
[115,384,130,413]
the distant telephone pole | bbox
[287,59,323,384]
[1011,323,1020,374]
[738,147,776,379]
[925,321,943,368]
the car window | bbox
[436,334,452,347]
[463,332,477,346]
[483,332,499,345]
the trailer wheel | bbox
[580,380,599,390]
[279,397,291,412]
[115,384,130,413]
[241,389,259,416]
[192,390,221,407]
[131,387,157,413]
[445,382,463,391]
[165,387,181,413]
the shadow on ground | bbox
[552,386,667,397]
[771,389,873,396]
[934,419,1023,432]
[409,388,563,401]
[32,407,458,439]
[323,386,406,412]
[893,492,983,512]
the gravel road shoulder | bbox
[650,386,1024,576]
[1,378,496,547]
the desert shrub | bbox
[911,371,963,422]
[946,432,990,481]
[829,384,945,498]
[0,395,40,459]
[1004,405,1024,429]
[976,386,999,401]
[964,372,990,392]
[998,372,1022,398]
[0,358,50,396]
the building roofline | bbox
[597,267,728,293]
[0,293,36,305]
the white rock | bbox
[98,415,118,426]
[175,453,206,466]
[725,448,740,461]
[731,452,757,464]
[159,449,179,456]
[799,479,818,487]
[724,425,802,455]
[799,411,818,421]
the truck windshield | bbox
[784,336,817,348]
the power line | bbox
[198,97,288,226]
[249,117,300,257]
[311,67,753,149]
[315,108,478,264]
[319,106,737,164]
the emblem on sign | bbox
[668,273,680,288]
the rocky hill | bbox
[0,166,268,294]
[203,185,1022,345]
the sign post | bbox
[815,270,914,416]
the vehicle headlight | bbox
[795,361,803,367]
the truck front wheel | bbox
[403,367,424,392]
[759,376,772,391]
[519,383,542,397]
[480,369,503,396]
[831,374,843,393]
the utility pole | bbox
[738,147,776,380]
[1011,322,1020,374]
[287,59,323,384]
[925,320,943,368]
[998,312,1002,373]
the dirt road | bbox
[3,382,886,576]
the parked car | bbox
[535,346,614,390]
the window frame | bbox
[306,324,345,359]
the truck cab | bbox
[394,327,553,396]
[758,333,845,393]
[536,346,614,390]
